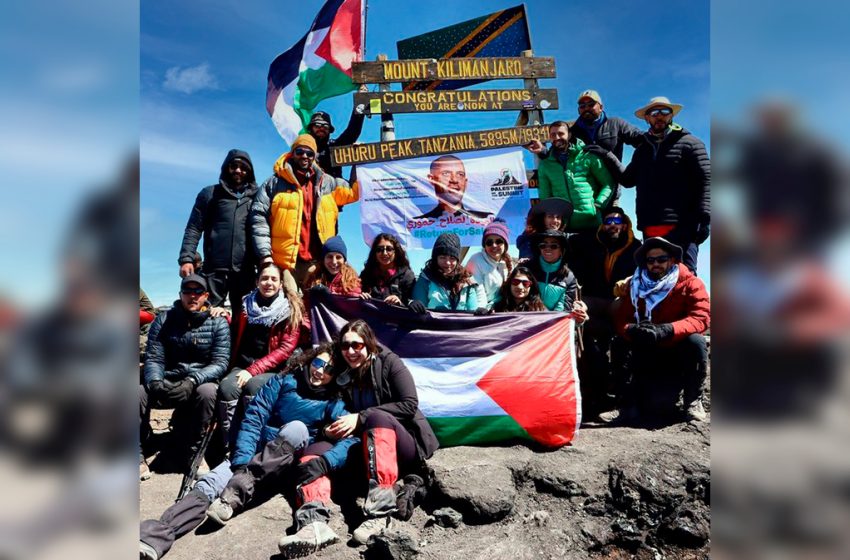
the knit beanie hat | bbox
[432,233,461,260]
[482,219,510,246]
[291,134,318,153]
[321,236,348,261]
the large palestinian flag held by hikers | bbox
[266,0,364,143]
[310,293,581,448]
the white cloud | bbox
[163,63,218,94]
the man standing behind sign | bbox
[251,135,359,288]
[620,97,711,275]
[532,121,616,232]
[412,155,493,220]
[307,109,365,179]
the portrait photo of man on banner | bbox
[358,147,530,249]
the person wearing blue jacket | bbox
[409,232,484,314]
[139,343,354,560]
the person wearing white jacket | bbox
[465,219,514,309]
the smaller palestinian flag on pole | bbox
[310,294,581,448]
[266,0,365,144]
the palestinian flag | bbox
[396,4,531,92]
[310,294,580,448]
[266,0,364,143]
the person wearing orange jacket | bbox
[611,237,710,425]
[250,134,359,289]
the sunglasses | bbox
[484,238,505,247]
[578,100,597,109]
[228,162,249,171]
[646,107,673,117]
[294,147,316,157]
[311,122,330,129]
[341,341,365,352]
[645,255,671,264]
[311,357,332,371]
[375,246,395,254]
[511,278,532,288]
[603,216,624,225]
[538,243,561,251]
[181,287,206,295]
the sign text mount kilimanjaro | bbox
[351,57,555,84]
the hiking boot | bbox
[686,399,708,422]
[277,521,339,558]
[206,498,234,526]
[352,516,392,545]
[139,461,151,481]
[597,409,620,423]
[139,541,158,560]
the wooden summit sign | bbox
[353,88,558,115]
[331,124,550,166]
[351,56,555,84]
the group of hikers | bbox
[139,91,711,558]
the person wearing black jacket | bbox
[621,97,711,275]
[178,149,259,317]
[140,275,231,476]
[567,207,642,418]
[307,110,365,179]
[323,320,439,546]
[359,233,416,306]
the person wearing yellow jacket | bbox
[251,134,359,288]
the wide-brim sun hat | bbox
[634,237,684,265]
[531,197,574,220]
[634,96,683,119]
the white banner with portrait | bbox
[357,148,530,249]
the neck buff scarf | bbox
[243,289,291,326]
[630,264,679,322]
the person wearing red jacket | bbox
[217,262,309,451]
[611,237,710,425]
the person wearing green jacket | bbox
[536,121,616,232]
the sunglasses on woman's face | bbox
[294,147,315,157]
[603,216,624,225]
[511,278,532,288]
[375,246,395,254]
[538,243,560,251]
[484,238,505,247]
[341,341,365,352]
[311,357,331,370]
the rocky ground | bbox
[140,414,710,560]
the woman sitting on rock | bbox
[218,262,308,451]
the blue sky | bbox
[141,0,709,306]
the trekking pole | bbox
[575,285,585,359]
[176,420,217,502]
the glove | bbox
[582,144,610,158]
[309,284,331,296]
[473,307,491,316]
[395,474,427,521]
[408,300,427,314]
[654,323,674,341]
[695,222,711,244]
[627,322,657,345]
[166,378,196,403]
[295,456,330,487]
[147,380,166,396]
